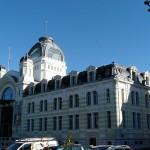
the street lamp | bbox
[144,0,150,11]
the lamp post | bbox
[144,0,150,11]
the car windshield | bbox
[7,143,23,150]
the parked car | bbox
[89,145,132,150]
[44,144,84,150]
[7,137,58,150]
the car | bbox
[7,137,58,150]
[44,144,84,150]
[89,145,132,150]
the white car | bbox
[7,137,58,150]
[90,145,132,150]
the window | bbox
[75,115,79,130]
[136,92,139,105]
[147,114,150,129]
[40,101,43,112]
[87,113,92,129]
[137,113,141,129]
[69,95,73,108]
[106,89,110,103]
[145,94,149,107]
[131,91,135,105]
[44,100,47,111]
[69,115,73,130]
[31,119,34,131]
[93,91,98,105]
[107,111,111,128]
[53,117,57,130]
[71,76,76,85]
[94,112,98,128]
[28,103,30,113]
[89,71,94,81]
[58,97,62,109]
[58,116,62,130]
[75,94,79,107]
[122,111,126,128]
[56,80,60,89]
[31,102,34,113]
[53,98,57,110]
[44,118,47,131]
[27,119,30,131]
[132,112,136,129]
[87,92,91,105]
[39,118,42,131]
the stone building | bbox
[0,36,150,149]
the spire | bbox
[8,47,10,71]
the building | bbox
[0,36,150,149]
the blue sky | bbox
[0,0,150,74]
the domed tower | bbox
[25,36,67,82]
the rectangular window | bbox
[122,111,126,128]
[93,91,98,105]
[75,114,79,130]
[27,119,30,131]
[106,89,110,103]
[58,97,62,109]
[28,103,30,113]
[53,117,57,130]
[75,95,79,107]
[133,112,136,129]
[31,102,34,113]
[31,119,34,131]
[137,113,141,129]
[53,98,57,110]
[89,72,94,81]
[147,114,150,129]
[39,118,42,131]
[107,111,111,128]
[87,92,91,105]
[44,118,47,131]
[56,80,60,89]
[69,115,73,130]
[87,113,92,129]
[58,116,62,130]
[44,100,47,111]
[94,112,98,128]
[69,96,73,108]
[72,76,76,85]
[40,101,43,112]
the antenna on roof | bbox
[46,20,48,37]
[8,47,10,71]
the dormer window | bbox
[30,86,34,95]
[69,70,78,86]
[89,71,94,81]
[86,65,96,82]
[71,76,76,85]
[56,80,60,89]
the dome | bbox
[27,36,65,62]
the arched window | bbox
[53,98,57,110]
[2,87,14,100]
[75,94,79,107]
[93,91,98,105]
[87,92,91,105]
[69,95,73,108]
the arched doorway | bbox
[89,137,96,146]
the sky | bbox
[0,0,150,74]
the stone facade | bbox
[0,36,150,150]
